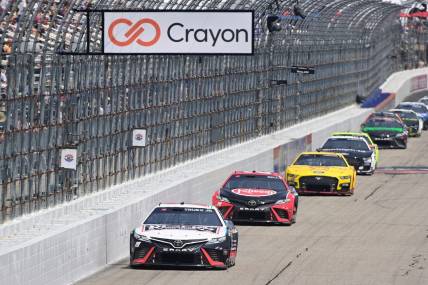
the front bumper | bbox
[130,238,232,268]
[290,176,352,195]
[371,136,406,148]
[216,202,293,224]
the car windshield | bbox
[294,154,347,167]
[144,207,222,226]
[364,120,403,128]
[322,138,369,151]
[394,111,418,120]
[397,104,428,113]
[371,113,395,119]
[223,175,286,192]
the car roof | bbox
[327,135,366,141]
[367,117,398,122]
[390,109,417,114]
[232,170,282,177]
[373,111,394,115]
[300,151,344,156]
[332,132,369,136]
[398,102,425,106]
[156,203,214,209]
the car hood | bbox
[220,188,288,204]
[320,148,373,158]
[287,165,351,176]
[136,225,225,240]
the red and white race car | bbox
[212,171,298,225]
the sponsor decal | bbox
[64,154,74,162]
[238,207,268,211]
[103,11,253,54]
[231,188,277,197]
[144,224,219,233]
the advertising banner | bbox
[103,11,253,54]
[132,129,147,147]
[60,149,77,170]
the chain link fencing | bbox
[0,0,403,222]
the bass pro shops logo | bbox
[108,18,161,47]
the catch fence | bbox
[0,0,402,222]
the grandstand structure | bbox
[0,0,402,222]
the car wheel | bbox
[291,212,297,224]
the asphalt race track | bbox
[77,132,428,285]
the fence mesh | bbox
[0,0,402,222]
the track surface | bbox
[77,132,428,285]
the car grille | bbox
[150,238,207,249]
[134,247,151,259]
[233,209,270,221]
[159,253,196,264]
[204,248,223,262]
[299,176,338,192]
[273,208,289,220]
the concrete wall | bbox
[0,105,372,285]
[380,67,428,105]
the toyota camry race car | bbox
[319,136,376,175]
[212,171,298,225]
[130,204,238,269]
[362,118,408,149]
[286,152,356,195]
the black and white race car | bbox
[130,203,238,269]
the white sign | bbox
[60,149,77,170]
[103,11,253,54]
[132,129,147,147]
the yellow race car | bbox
[332,132,379,165]
[286,152,357,195]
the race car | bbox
[286,152,356,195]
[332,132,379,165]
[212,171,298,225]
[130,203,238,269]
[318,136,376,175]
[361,117,408,149]
[390,109,423,137]
[396,102,428,130]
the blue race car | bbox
[396,102,428,130]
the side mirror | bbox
[361,124,366,129]
[316,148,321,152]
